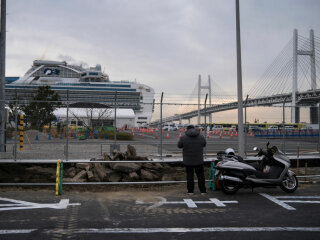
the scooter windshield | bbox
[273,150,290,163]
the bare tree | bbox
[68,107,113,133]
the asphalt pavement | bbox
[1,183,320,240]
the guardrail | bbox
[0,157,319,189]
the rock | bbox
[113,152,125,160]
[142,163,154,170]
[90,158,96,161]
[103,153,112,160]
[140,169,158,181]
[93,163,107,181]
[65,167,76,178]
[108,172,122,182]
[133,156,148,161]
[72,170,87,181]
[153,163,164,170]
[76,163,90,171]
[128,172,140,181]
[87,170,94,180]
[125,144,137,159]
[111,162,142,173]
[64,177,87,183]
[161,174,175,181]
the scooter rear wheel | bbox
[220,179,240,195]
[280,174,298,193]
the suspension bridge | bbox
[150,29,320,126]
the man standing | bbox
[178,125,207,195]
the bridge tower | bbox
[292,29,317,123]
[198,75,212,124]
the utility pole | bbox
[292,29,298,123]
[235,0,245,157]
[0,0,6,152]
[197,75,201,125]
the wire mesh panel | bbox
[0,91,320,161]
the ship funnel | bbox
[95,64,102,71]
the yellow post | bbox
[19,115,24,151]
[56,159,61,196]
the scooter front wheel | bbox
[280,174,298,193]
[220,179,240,195]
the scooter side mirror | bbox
[253,147,259,151]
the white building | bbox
[54,108,135,128]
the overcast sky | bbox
[5,0,320,122]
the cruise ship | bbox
[5,60,155,126]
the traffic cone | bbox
[219,132,222,139]
[250,131,253,137]
[235,131,238,136]
[155,133,158,139]
[179,133,182,139]
[166,132,170,139]
[207,134,210,139]
[230,132,233,139]
[141,133,144,139]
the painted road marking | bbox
[2,227,320,234]
[0,197,81,211]
[259,193,320,210]
[0,229,37,234]
[136,197,238,209]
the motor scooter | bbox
[216,143,298,194]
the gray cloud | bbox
[5,0,320,122]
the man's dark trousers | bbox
[185,164,206,193]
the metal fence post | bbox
[114,91,117,145]
[318,103,320,152]
[14,99,17,160]
[110,91,119,155]
[282,97,287,153]
[66,90,69,161]
[160,92,163,160]
[244,94,248,157]
[0,0,7,153]
[204,93,208,158]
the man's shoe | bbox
[187,192,194,196]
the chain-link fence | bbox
[1,96,320,161]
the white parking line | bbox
[0,229,37,234]
[259,193,296,210]
[0,197,81,211]
[259,193,320,210]
[2,227,320,235]
[72,227,320,233]
[136,197,238,208]
[276,196,320,199]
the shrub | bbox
[5,127,15,139]
[97,130,133,140]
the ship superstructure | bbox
[5,60,154,126]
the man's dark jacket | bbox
[177,128,206,166]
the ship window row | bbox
[32,66,81,78]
